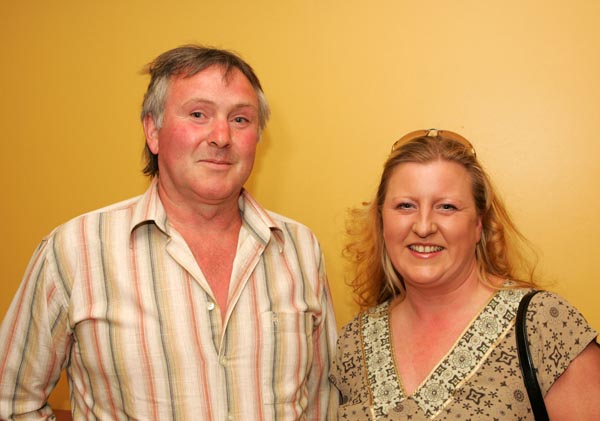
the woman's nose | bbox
[412,212,438,237]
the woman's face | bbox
[382,160,482,292]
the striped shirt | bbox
[0,180,338,420]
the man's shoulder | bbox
[45,194,145,241]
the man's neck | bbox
[155,181,244,320]
[156,182,243,235]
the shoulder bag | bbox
[516,289,549,421]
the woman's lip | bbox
[408,244,444,253]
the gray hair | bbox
[140,44,270,176]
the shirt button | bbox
[227,415,234,421]
[220,357,228,366]
[207,301,215,311]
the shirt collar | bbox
[238,189,285,250]
[129,179,284,248]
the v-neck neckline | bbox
[360,289,526,418]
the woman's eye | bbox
[440,204,457,210]
[397,202,414,210]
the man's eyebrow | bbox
[182,98,257,110]
[182,98,215,107]
[231,103,258,111]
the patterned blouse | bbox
[330,289,598,420]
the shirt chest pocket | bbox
[260,311,314,405]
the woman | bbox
[330,129,600,420]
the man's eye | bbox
[233,116,249,123]
[191,112,203,118]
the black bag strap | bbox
[516,290,549,421]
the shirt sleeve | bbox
[304,246,339,420]
[0,237,72,420]
[526,290,599,396]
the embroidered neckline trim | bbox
[361,289,526,418]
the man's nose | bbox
[209,119,232,148]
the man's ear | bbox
[143,114,160,154]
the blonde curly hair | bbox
[345,131,539,309]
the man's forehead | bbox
[174,64,249,86]
[167,65,258,109]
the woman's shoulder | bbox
[523,289,598,393]
[526,289,598,353]
[527,290,595,330]
[332,301,393,410]
[336,315,361,351]
[338,301,391,337]
[514,288,597,348]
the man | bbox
[0,45,338,420]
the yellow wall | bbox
[1,0,599,411]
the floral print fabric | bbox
[330,290,598,420]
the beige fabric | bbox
[330,290,598,420]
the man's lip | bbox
[198,158,232,165]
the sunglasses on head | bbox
[391,129,476,157]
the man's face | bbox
[144,65,260,208]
